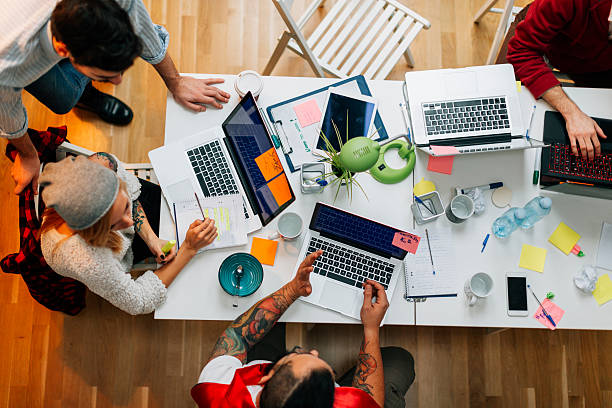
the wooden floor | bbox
[2,0,611,406]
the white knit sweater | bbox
[41,162,167,315]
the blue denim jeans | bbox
[24,59,91,115]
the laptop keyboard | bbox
[306,237,394,290]
[423,97,510,136]
[547,143,612,182]
[234,136,267,188]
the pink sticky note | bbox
[533,298,564,330]
[293,99,322,128]
[430,145,460,156]
[427,155,454,175]
[392,232,421,254]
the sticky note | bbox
[533,298,564,330]
[516,81,522,93]
[593,274,612,305]
[427,155,454,175]
[519,244,547,273]
[548,222,581,255]
[250,237,278,266]
[293,99,322,128]
[267,174,292,207]
[255,148,284,182]
[392,232,421,254]
[430,145,460,156]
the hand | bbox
[168,76,231,112]
[12,152,40,195]
[288,250,323,298]
[147,237,177,264]
[182,218,217,254]
[565,109,607,160]
[360,280,389,333]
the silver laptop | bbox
[291,203,409,320]
[404,64,536,155]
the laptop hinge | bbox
[427,133,512,147]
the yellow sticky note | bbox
[593,274,612,305]
[250,237,278,266]
[519,244,547,273]
[548,222,581,255]
[516,81,522,93]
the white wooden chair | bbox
[263,0,431,80]
[474,0,523,65]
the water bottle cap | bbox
[515,208,526,220]
[539,197,552,209]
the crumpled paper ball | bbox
[465,187,486,215]
[574,265,598,293]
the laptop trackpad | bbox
[320,282,356,315]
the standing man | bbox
[192,250,415,408]
[1,0,231,194]
[505,0,612,160]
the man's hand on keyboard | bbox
[288,250,323,299]
[360,280,389,333]
[565,108,608,161]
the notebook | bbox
[403,226,458,298]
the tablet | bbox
[314,90,378,156]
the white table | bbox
[155,75,417,324]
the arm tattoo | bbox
[89,152,118,172]
[351,339,377,396]
[209,285,295,363]
[132,201,145,232]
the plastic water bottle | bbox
[519,196,552,229]
[492,207,527,238]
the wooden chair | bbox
[263,0,431,80]
[474,0,523,65]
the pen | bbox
[194,192,206,219]
[414,195,434,215]
[533,148,541,185]
[525,104,537,140]
[460,182,503,195]
[399,102,413,142]
[527,284,556,327]
[425,229,435,275]
[172,203,180,250]
[481,233,490,253]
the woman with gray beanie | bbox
[39,155,217,315]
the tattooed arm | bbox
[208,250,323,363]
[352,280,389,407]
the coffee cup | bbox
[464,272,493,306]
[268,212,303,241]
[445,194,475,224]
[234,70,264,100]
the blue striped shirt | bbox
[0,0,169,139]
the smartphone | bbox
[506,272,528,316]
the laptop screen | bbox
[310,203,408,260]
[222,92,295,226]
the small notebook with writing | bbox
[404,226,458,299]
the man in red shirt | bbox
[506,0,612,160]
[192,251,415,408]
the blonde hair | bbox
[41,181,128,253]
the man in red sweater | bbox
[506,0,612,160]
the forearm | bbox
[152,53,180,92]
[208,283,299,363]
[132,200,156,243]
[352,328,385,407]
[153,246,195,287]
[541,86,581,119]
[9,133,37,158]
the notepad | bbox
[593,274,612,305]
[250,237,278,266]
[293,99,322,128]
[548,222,581,255]
[519,244,547,273]
[596,222,612,271]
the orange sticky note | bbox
[427,155,454,175]
[250,237,278,266]
[255,148,284,182]
[268,173,292,207]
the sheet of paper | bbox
[596,222,612,271]
[392,232,420,254]
[593,274,612,305]
[174,195,247,252]
[548,222,581,255]
[255,148,284,182]
[267,174,292,207]
[533,298,564,330]
[293,99,322,128]
[519,244,547,273]
[405,225,457,297]
[250,237,278,266]
[430,145,460,156]
[427,155,454,175]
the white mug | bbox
[464,272,493,306]
[268,212,303,241]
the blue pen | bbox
[528,284,556,327]
[414,195,434,215]
[525,105,537,140]
[481,233,490,253]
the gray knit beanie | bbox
[40,156,120,230]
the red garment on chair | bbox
[1,126,86,315]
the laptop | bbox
[404,64,535,155]
[291,202,409,320]
[149,92,296,233]
[540,111,612,200]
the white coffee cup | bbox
[268,212,303,241]
[234,70,264,100]
[464,272,493,306]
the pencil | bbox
[425,229,435,275]
[172,203,180,250]
[194,192,206,219]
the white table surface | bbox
[155,74,417,324]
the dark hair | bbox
[260,362,335,408]
[50,0,142,72]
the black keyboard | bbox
[306,237,394,290]
[423,97,510,136]
[546,143,612,182]
[235,136,267,188]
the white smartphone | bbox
[506,272,529,316]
